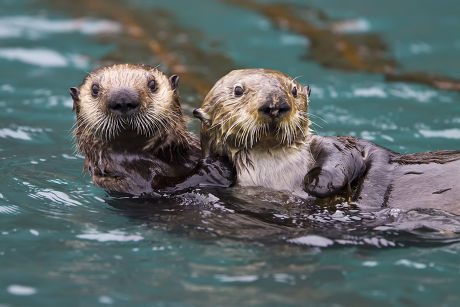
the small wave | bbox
[0,128,31,140]
[395,259,427,269]
[0,16,121,39]
[0,84,15,92]
[98,296,114,304]
[390,84,437,103]
[7,285,37,296]
[280,34,309,46]
[419,128,460,139]
[0,48,69,67]
[33,189,82,207]
[0,205,20,215]
[287,235,334,247]
[215,274,258,283]
[77,230,143,242]
[410,42,432,55]
[353,86,387,98]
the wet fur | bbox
[72,64,200,194]
[306,136,460,214]
[233,142,314,196]
[195,69,312,190]
[196,68,460,214]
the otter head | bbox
[193,69,311,157]
[70,64,183,152]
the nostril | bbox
[106,88,140,115]
[112,103,122,110]
[259,106,272,115]
[258,104,291,118]
[126,102,139,110]
[278,105,291,114]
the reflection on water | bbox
[106,187,460,247]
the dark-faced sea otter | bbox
[70,64,233,195]
[193,68,460,214]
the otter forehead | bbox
[200,69,309,118]
[216,68,295,90]
[82,64,168,88]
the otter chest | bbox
[234,146,314,195]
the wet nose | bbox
[106,88,140,116]
[258,99,291,119]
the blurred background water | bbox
[1,0,460,305]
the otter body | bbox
[194,68,460,214]
[194,68,315,196]
[307,136,460,214]
[71,64,202,195]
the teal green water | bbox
[1,0,460,306]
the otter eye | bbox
[91,84,99,98]
[291,86,297,98]
[148,79,157,92]
[234,85,244,97]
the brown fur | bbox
[71,64,200,194]
[195,69,311,163]
[194,69,314,193]
[195,68,460,214]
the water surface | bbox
[1,0,460,305]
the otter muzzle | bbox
[258,98,291,119]
[106,88,140,116]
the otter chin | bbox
[71,64,201,195]
[193,68,314,195]
[194,68,460,214]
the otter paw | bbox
[304,167,345,198]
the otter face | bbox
[70,64,181,141]
[194,69,311,154]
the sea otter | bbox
[193,68,460,214]
[70,64,233,195]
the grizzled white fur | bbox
[232,141,314,197]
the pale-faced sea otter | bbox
[193,68,460,214]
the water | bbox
[1,0,460,305]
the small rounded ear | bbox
[69,87,80,101]
[169,74,179,91]
[69,87,80,112]
[305,85,311,97]
[193,108,211,126]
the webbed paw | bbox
[304,167,346,198]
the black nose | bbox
[106,88,140,116]
[258,99,291,119]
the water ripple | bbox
[419,128,460,139]
[0,205,20,215]
[76,230,144,242]
[0,47,88,68]
[0,127,31,140]
[32,189,83,207]
[0,16,121,39]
